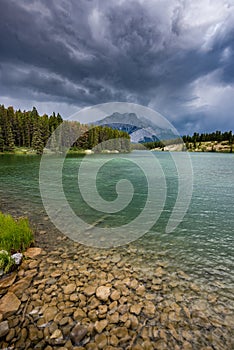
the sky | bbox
[0,0,234,135]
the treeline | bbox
[50,121,130,153]
[182,131,233,143]
[143,131,234,150]
[143,138,183,150]
[0,105,130,154]
[0,105,62,153]
[143,141,166,150]
[73,125,130,152]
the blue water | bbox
[0,151,234,296]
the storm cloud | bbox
[0,0,234,134]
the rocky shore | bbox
[0,232,233,350]
[0,198,233,349]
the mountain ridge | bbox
[93,112,176,143]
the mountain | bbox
[93,112,176,143]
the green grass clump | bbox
[0,250,15,273]
[0,212,34,254]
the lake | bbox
[0,151,234,304]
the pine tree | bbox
[32,123,44,154]
[0,126,5,152]
[48,126,57,151]
[5,122,15,151]
[40,114,50,146]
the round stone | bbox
[84,285,96,297]
[96,286,111,301]
[110,290,121,301]
[63,284,76,295]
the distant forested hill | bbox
[143,131,234,153]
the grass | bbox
[0,211,34,254]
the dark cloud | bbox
[0,0,234,133]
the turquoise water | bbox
[0,152,234,294]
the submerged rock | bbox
[24,248,42,259]
[70,324,88,345]
[0,292,21,319]
[63,283,76,295]
[84,285,96,296]
[0,320,9,338]
[0,272,17,290]
[44,306,58,322]
[9,276,32,298]
[130,304,142,315]
[96,286,111,301]
[94,319,108,333]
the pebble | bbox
[0,320,9,337]
[110,290,121,301]
[130,304,142,315]
[73,308,86,321]
[111,254,121,263]
[50,329,62,339]
[143,301,156,317]
[94,319,108,333]
[96,286,111,301]
[95,333,107,348]
[112,326,129,338]
[84,285,96,296]
[44,306,58,322]
[70,324,88,345]
[63,283,76,294]
[108,311,119,323]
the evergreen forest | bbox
[0,105,130,154]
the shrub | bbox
[0,212,34,254]
[0,250,15,273]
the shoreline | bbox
[1,141,234,156]
[0,199,233,349]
